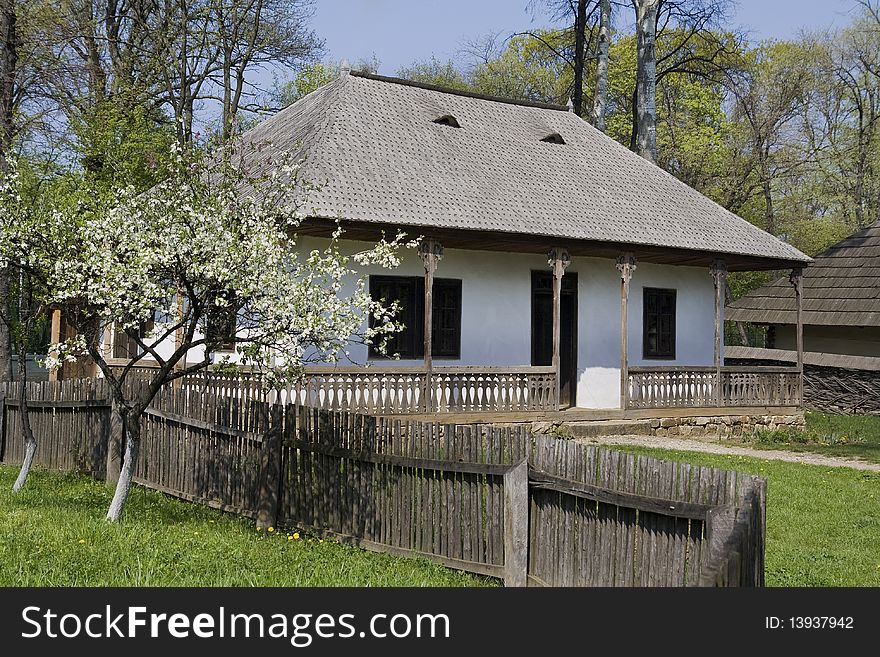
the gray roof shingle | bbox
[727,221,880,326]
[242,71,809,266]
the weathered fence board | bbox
[0,379,765,587]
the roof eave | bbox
[299,216,812,271]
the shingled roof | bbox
[727,221,880,326]
[241,70,809,269]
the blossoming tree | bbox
[0,162,67,491]
[49,143,409,521]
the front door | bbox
[531,271,578,408]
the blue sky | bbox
[311,0,857,76]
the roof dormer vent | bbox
[541,132,566,145]
[433,114,461,128]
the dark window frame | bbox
[205,291,238,353]
[642,287,677,360]
[368,275,462,360]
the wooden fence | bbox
[0,380,765,587]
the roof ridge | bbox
[349,70,571,112]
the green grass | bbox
[608,444,880,586]
[0,465,495,587]
[734,410,880,464]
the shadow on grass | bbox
[0,466,222,526]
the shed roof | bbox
[240,70,809,269]
[726,221,880,326]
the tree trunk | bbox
[572,0,587,117]
[634,0,659,163]
[0,270,11,382]
[630,87,638,150]
[106,398,125,484]
[106,412,140,522]
[762,168,775,235]
[0,0,17,152]
[592,0,611,132]
[0,2,18,384]
[12,349,36,492]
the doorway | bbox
[531,271,578,408]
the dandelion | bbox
[293,532,300,540]
[256,527,262,532]
[288,535,294,541]
[268,527,275,533]
[78,539,85,544]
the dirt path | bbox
[574,435,880,472]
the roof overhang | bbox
[298,217,811,272]
[725,307,880,327]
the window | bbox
[433,114,461,128]
[431,279,462,358]
[643,288,676,359]
[369,276,461,359]
[112,315,155,360]
[541,132,565,144]
[205,291,238,352]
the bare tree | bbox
[633,0,659,161]
[627,0,740,161]
[525,0,602,118]
[211,0,322,141]
[729,43,812,235]
[592,0,611,130]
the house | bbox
[62,67,812,431]
[726,220,880,413]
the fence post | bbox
[0,390,6,463]
[503,458,529,587]
[256,404,284,530]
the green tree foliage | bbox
[397,56,471,90]
[70,94,176,194]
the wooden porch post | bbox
[48,308,62,382]
[548,248,571,410]
[616,254,637,410]
[710,261,728,406]
[419,239,443,413]
[789,268,804,405]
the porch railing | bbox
[107,364,560,415]
[627,366,801,410]
[279,366,559,415]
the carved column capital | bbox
[616,253,637,284]
[418,239,443,273]
[709,260,728,288]
[788,267,803,293]
[548,247,571,279]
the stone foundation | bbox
[649,413,805,439]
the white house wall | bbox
[300,237,717,409]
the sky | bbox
[311,0,858,76]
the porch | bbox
[150,362,802,419]
[100,240,807,419]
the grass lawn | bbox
[0,465,495,587]
[733,410,880,464]
[608,444,880,587]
